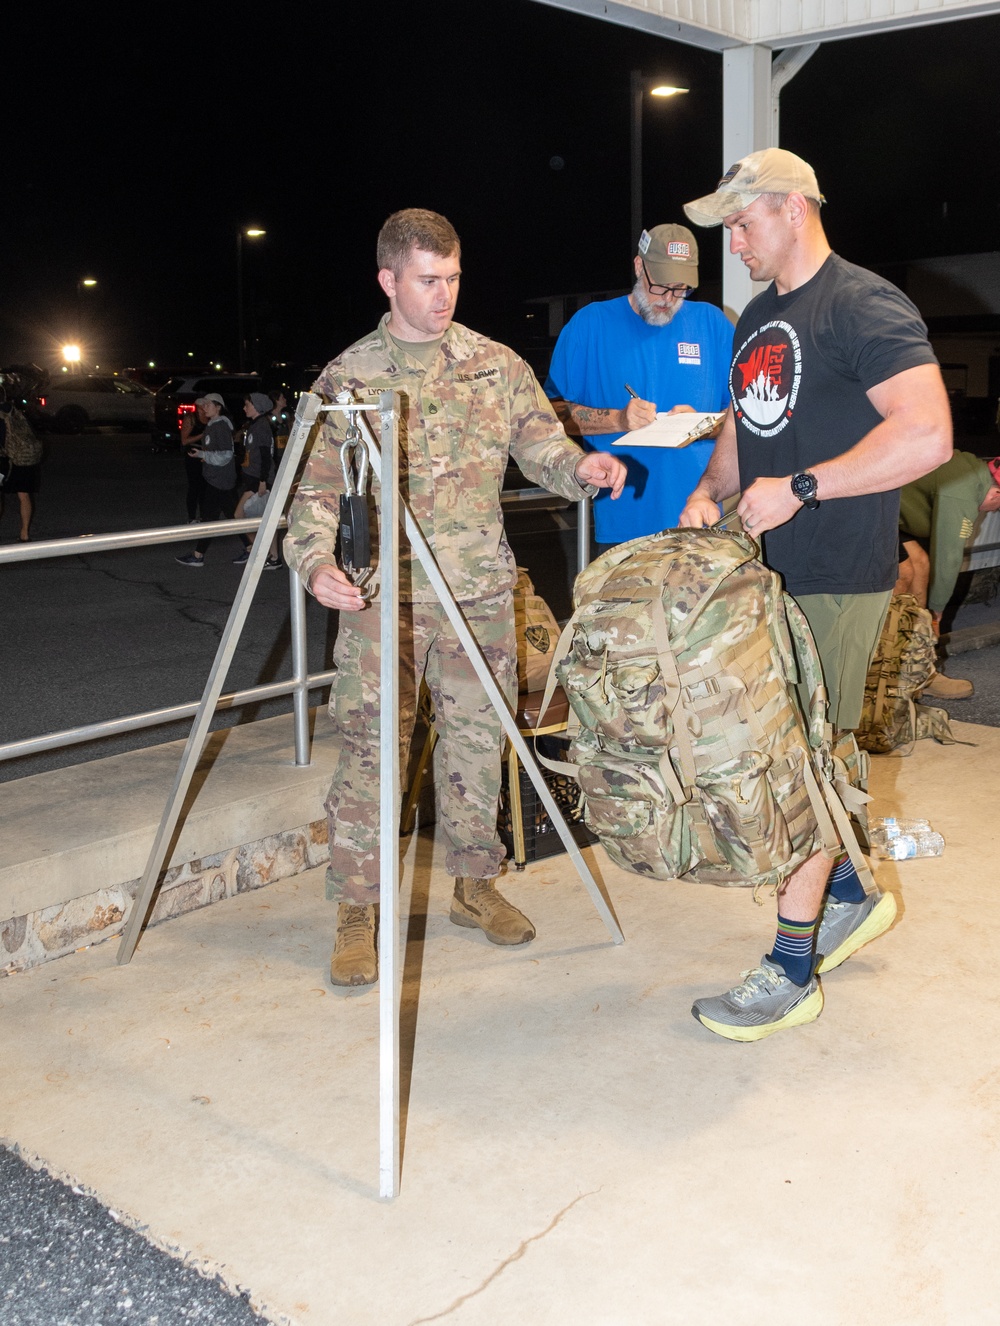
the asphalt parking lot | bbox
[0,432,581,783]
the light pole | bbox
[629,74,689,248]
[236,227,266,371]
[74,277,97,367]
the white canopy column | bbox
[721,45,771,316]
[534,0,1000,313]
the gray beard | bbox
[631,279,680,327]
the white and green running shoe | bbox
[692,957,823,1042]
[815,890,898,974]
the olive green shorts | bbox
[795,591,892,731]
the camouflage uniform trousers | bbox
[324,589,518,905]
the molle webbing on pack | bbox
[536,528,871,893]
[855,593,964,755]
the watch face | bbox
[792,472,817,501]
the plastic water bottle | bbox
[883,831,945,860]
[869,816,944,859]
[870,816,931,839]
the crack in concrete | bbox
[407,1189,598,1324]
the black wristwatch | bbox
[790,471,819,510]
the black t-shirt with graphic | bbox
[731,253,938,596]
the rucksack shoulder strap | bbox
[783,595,829,751]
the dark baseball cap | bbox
[637,224,699,288]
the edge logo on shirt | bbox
[729,319,802,437]
[678,342,701,365]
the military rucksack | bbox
[855,593,960,754]
[512,567,560,694]
[536,528,870,893]
[1,406,42,467]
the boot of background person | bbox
[329,903,378,986]
[921,670,974,700]
[450,878,535,945]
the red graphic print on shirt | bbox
[729,319,802,438]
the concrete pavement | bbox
[2,720,999,1326]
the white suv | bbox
[30,375,155,433]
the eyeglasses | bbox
[642,261,692,299]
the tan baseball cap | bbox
[684,148,826,227]
[637,224,699,288]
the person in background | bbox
[0,391,43,542]
[233,392,281,569]
[174,393,237,567]
[545,223,733,553]
[895,450,1000,699]
[180,398,208,523]
[269,389,291,464]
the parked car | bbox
[1,363,47,411]
[121,366,188,394]
[27,375,155,434]
[153,373,271,449]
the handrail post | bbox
[577,493,592,575]
[289,566,311,767]
[377,391,401,1200]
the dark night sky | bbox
[4,1,999,375]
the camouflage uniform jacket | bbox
[284,315,594,604]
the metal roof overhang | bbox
[531,0,1000,310]
[532,0,1000,51]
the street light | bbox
[630,73,689,247]
[236,226,266,371]
[74,277,98,366]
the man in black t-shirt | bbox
[678,148,952,1042]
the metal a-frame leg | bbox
[116,392,325,965]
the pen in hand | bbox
[621,382,657,432]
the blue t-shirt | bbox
[544,296,733,543]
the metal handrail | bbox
[1,487,588,767]
[0,515,327,766]
[0,671,337,762]
[0,516,284,564]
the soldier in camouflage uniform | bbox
[284,209,626,987]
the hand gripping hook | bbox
[339,415,373,594]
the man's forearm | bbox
[691,413,740,503]
[811,416,951,501]
[550,399,626,436]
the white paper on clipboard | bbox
[614,410,725,448]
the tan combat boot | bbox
[921,670,974,700]
[450,878,536,945]
[329,903,378,987]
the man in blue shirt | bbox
[544,224,734,550]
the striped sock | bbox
[769,913,819,986]
[828,850,867,903]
